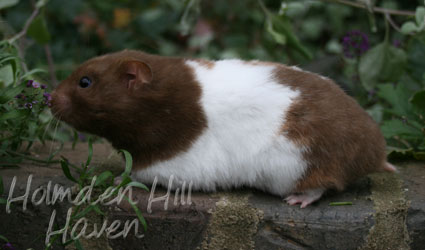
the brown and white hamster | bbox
[51,50,395,208]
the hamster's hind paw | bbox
[284,188,325,208]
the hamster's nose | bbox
[50,90,70,113]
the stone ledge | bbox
[0,142,424,250]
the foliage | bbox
[0,43,53,166]
[46,139,149,250]
[346,3,425,160]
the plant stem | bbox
[44,45,58,88]
[385,13,402,33]
[384,13,390,43]
[318,0,415,16]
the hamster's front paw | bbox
[284,188,325,208]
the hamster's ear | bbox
[121,60,153,90]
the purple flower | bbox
[2,243,15,250]
[25,103,32,109]
[32,81,40,88]
[32,100,38,104]
[341,30,370,58]
[26,80,34,87]
[15,93,24,99]
[41,84,47,89]
[43,92,52,101]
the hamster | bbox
[51,50,395,208]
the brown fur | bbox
[275,66,387,192]
[51,50,207,169]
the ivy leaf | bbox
[377,83,415,119]
[27,14,51,44]
[407,37,425,82]
[359,42,407,90]
[381,119,423,139]
[35,0,49,8]
[401,22,418,34]
[415,7,425,28]
[0,0,19,10]
[410,90,425,115]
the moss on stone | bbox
[360,172,410,250]
[200,192,264,250]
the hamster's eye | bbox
[79,77,92,88]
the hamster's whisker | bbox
[48,118,61,156]
[41,116,54,141]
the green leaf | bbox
[27,15,51,44]
[86,137,93,166]
[113,176,131,195]
[20,68,47,80]
[74,239,84,250]
[72,130,78,150]
[413,151,425,160]
[377,83,416,119]
[126,181,149,192]
[0,83,25,104]
[36,0,49,8]
[401,22,418,34]
[0,0,19,10]
[0,234,9,243]
[95,171,113,187]
[92,204,105,215]
[381,119,423,139]
[359,43,407,90]
[119,150,133,177]
[415,7,425,28]
[266,18,286,45]
[123,195,147,231]
[0,64,14,87]
[366,104,383,123]
[407,38,425,82]
[60,159,78,183]
[260,0,312,60]
[387,146,415,159]
[0,109,29,122]
[329,202,353,206]
[410,90,425,114]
